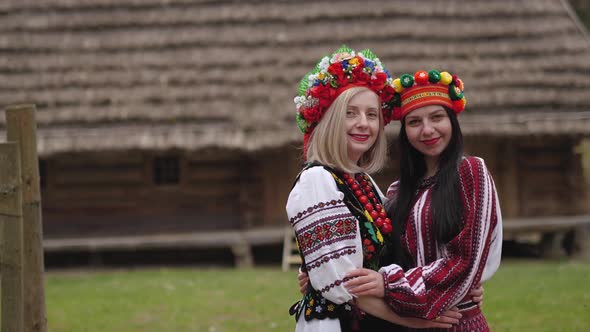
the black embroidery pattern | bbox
[305,246,357,272]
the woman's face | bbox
[345,90,380,163]
[404,104,452,163]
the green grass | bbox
[484,260,590,331]
[46,267,301,332]
[36,260,590,331]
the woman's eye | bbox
[368,112,378,119]
[407,119,419,126]
[433,113,448,121]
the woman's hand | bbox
[400,307,462,329]
[297,269,309,294]
[470,283,484,306]
[344,268,385,297]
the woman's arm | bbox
[355,296,461,329]
[344,268,484,304]
[287,167,363,304]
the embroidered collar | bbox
[418,173,438,189]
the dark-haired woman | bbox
[344,70,502,331]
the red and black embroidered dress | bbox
[380,157,503,332]
[287,163,399,332]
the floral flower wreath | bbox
[391,70,467,120]
[294,46,396,146]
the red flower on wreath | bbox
[350,57,365,77]
[356,71,371,85]
[380,84,396,104]
[369,72,388,91]
[303,106,322,124]
[310,85,336,109]
[329,63,351,88]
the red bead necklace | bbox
[342,173,393,235]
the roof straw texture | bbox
[0,0,589,155]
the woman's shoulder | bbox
[459,155,489,174]
[287,164,343,215]
[292,164,338,192]
[299,164,334,181]
[458,156,493,189]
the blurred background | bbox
[1,0,589,267]
[0,1,589,331]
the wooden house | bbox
[0,0,589,258]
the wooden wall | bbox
[40,146,303,238]
[248,146,302,228]
[373,135,590,220]
[42,149,247,238]
[465,136,588,218]
[39,137,589,239]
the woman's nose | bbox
[422,120,434,134]
[357,113,369,127]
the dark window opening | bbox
[153,156,180,185]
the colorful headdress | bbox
[391,70,467,120]
[294,45,397,147]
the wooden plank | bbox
[260,150,289,226]
[186,167,240,182]
[0,142,24,332]
[282,226,301,271]
[504,215,590,259]
[572,225,590,260]
[498,140,519,218]
[53,166,145,186]
[0,144,21,216]
[503,215,590,233]
[185,149,242,163]
[42,226,285,259]
[573,138,590,215]
[53,152,144,168]
[6,104,47,332]
[518,150,569,169]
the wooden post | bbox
[281,226,301,271]
[5,104,47,332]
[574,138,590,260]
[0,142,24,332]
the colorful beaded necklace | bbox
[342,172,393,235]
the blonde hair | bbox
[306,87,387,174]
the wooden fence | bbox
[0,104,47,332]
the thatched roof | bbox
[1,0,589,156]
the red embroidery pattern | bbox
[297,217,357,255]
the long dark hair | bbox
[387,107,464,247]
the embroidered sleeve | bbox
[286,167,362,304]
[378,157,502,319]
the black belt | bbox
[457,300,478,312]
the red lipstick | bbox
[350,134,369,142]
[422,137,440,146]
